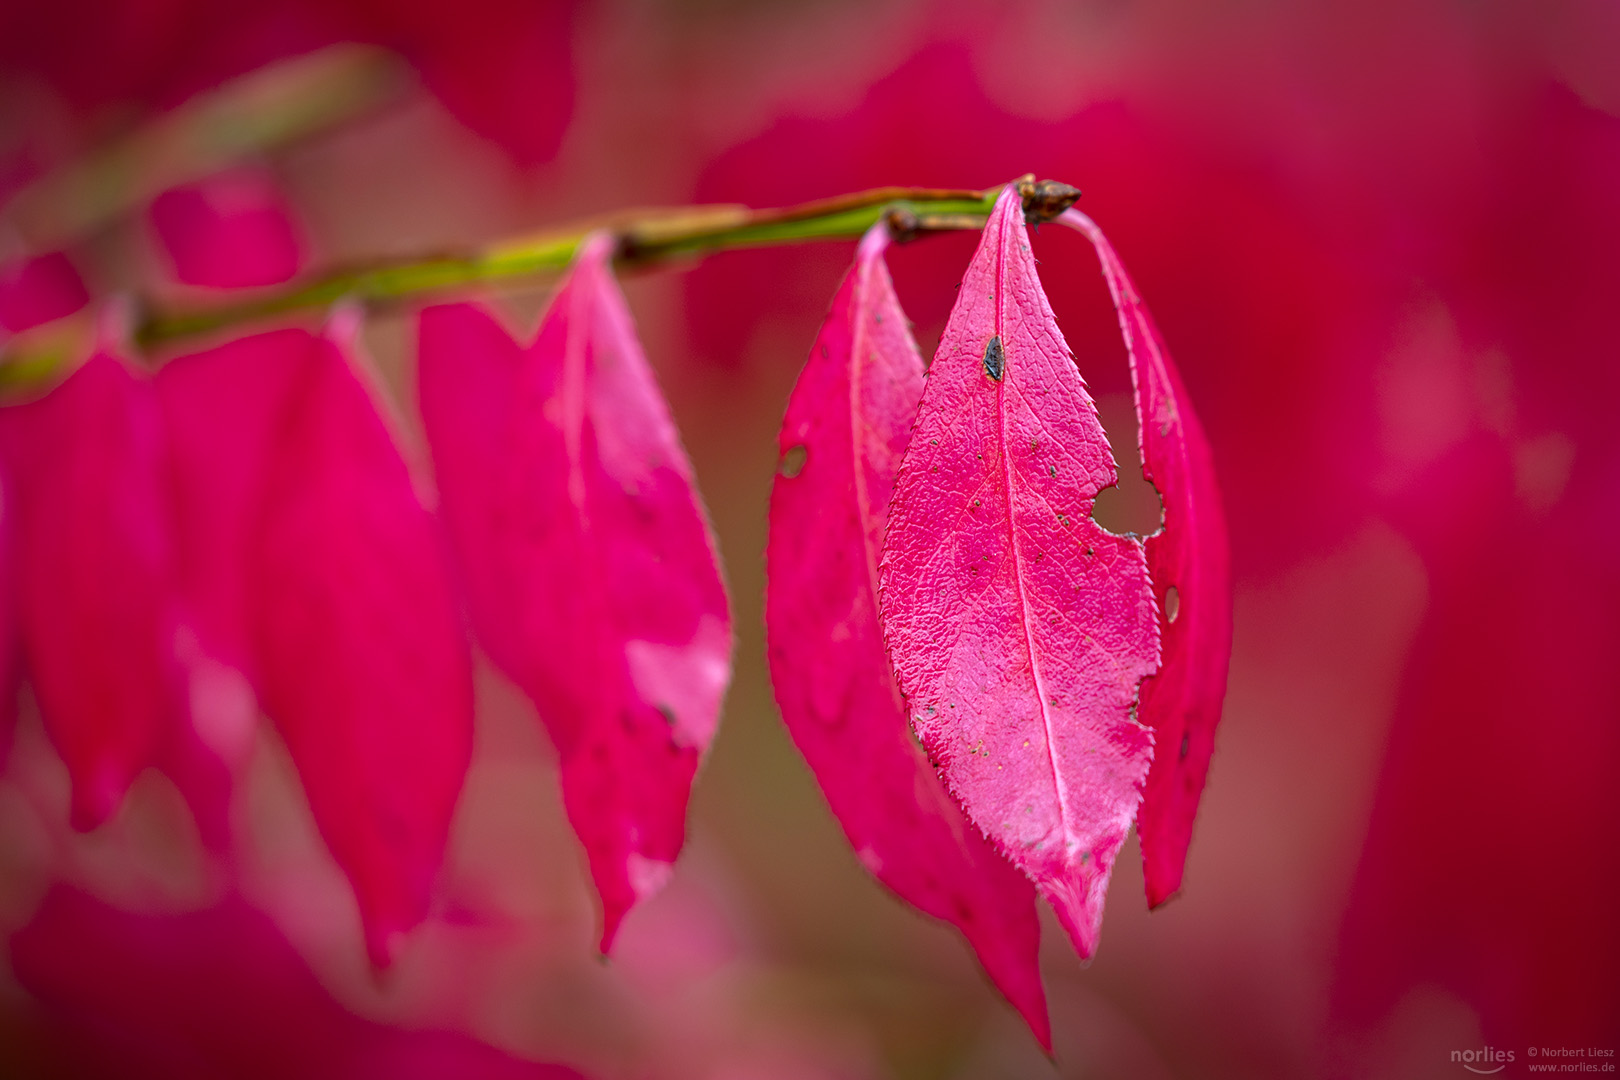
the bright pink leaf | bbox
[1059,209,1232,908]
[878,188,1160,959]
[0,354,180,828]
[159,330,474,964]
[0,251,89,333]
[766,222,1049,1046]
[150,168,305,288]
[418,233,731,951]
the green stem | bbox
[134,185,1017,347]
[0,179,1076,384]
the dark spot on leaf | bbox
[1049,465,1057,477]
[657,704,676,727]
[983,335,1005,381]
[1179,732,1191,760]
[779,444,807,478]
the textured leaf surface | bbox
[160,330,474,964]
[1060,209,1232,908]
[419,233,731,951]
[0,355,180,828]
[766,223,1048,1047]
[879,188,1159,958]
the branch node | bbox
[883,206,922,244]
[1017,177,1082,225]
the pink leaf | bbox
[0,354,181,829]
[150,168,305,288]
[419,233,731,951]
[766,223,1049,1046]
[1059,209,1232,908]
[159,330,474,964]
[0,251,89,333]
[878,187,1160,959]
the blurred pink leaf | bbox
[0,0,577,165]
[159,331,315,682]
[1336,439,1620,1045]
[418,233,731,951]
[766,222,1049,1048]
[159,329,474,963]
[8,884,588,1079]
[0,473,16,769]
[878,188,1160,959]
[1060,209,1232,909]
[0,355,181,828]
[384,0,579,167]
[150,168,305,288]
[0,252,88,333]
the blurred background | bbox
[2,1,1618,1077]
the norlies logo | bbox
[1453,1047,1516,1074]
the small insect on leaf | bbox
[765,220,1049,1050]
[879,186,1160,962]
[983,335,1005,381]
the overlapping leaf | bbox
[766,221,1048,1047]
[418,233,731,951]
[159,329,474,964]
[879,187,1160,959]
[1060,209,1232,907]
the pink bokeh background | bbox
[2,1,1617,1077]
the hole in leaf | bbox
[1090,392,1165,538]
[779,444,807,478]
[1164,585,1180,624]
